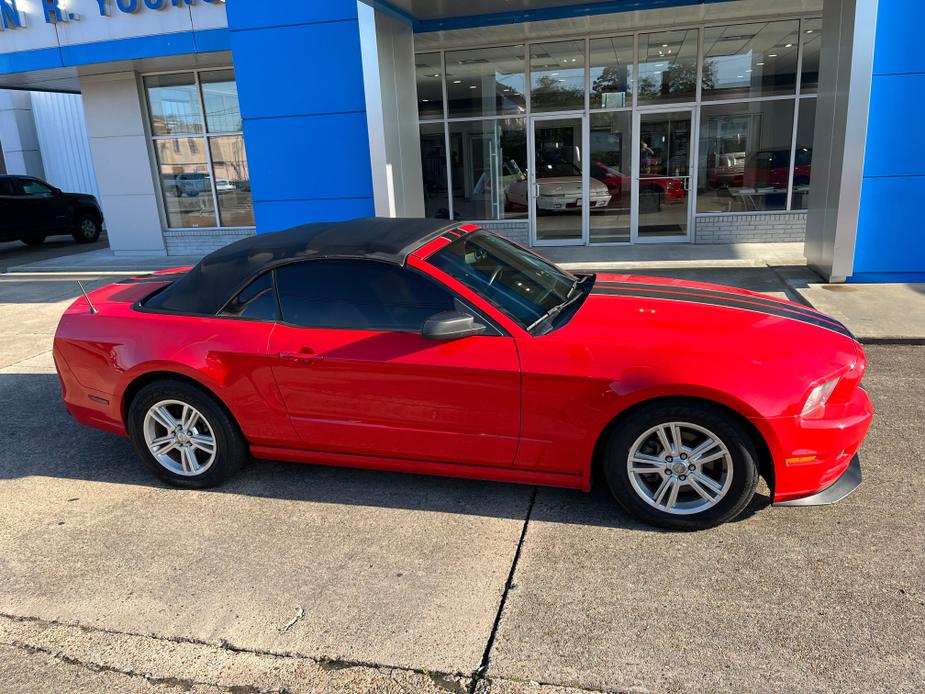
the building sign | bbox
[0,0,223,30]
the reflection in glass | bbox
[590,35,634,109]
[791,99,816,210]
[200,70,242,133]
[697,100,795,213]
[800,18,823,93]
[419,122,451,218]
[590,112,632,243]
[702,21,800,99]
[533,117,591,242]
[445,46,526,118]
[448,119,527,220]
[154,138,215,228]
[416,52,444,119]
[638,111,691,238]
[638,30,699,104]
[209,136,254,227]
[530,40,586,112]
[144,73,203,136]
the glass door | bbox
[633,109,694,242]
[530,115,588,245]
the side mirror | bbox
[422,311,486,340]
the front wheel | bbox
[127,380,249,488]
[603,403,758,530]
[73,214,101,243]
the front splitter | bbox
[774,455,863,507]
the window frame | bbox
[141,67,254,233]
[416,13,821,225]
[267,258,508,336]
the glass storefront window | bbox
[145,69,254,230]
[416,52,444,119]
[445,46,526,118]
[697,99,795,213]
[590,35,634,109]
[638,29,699,104]
[448,119,527,220]
[530,40,586,112]
[702,21,800,99]
[200,70,242,133]
[419,122,451,219]
[800,18,823,93]
[791,98,816,210]
[209,136,254,226]
[154,138,216,228]
[589,112,632,243]
[144,73,203,136]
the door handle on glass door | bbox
[278,350,323,363]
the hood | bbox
[538,177,609,195]
[549,273,860,416]
[63,192,99,204]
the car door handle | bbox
[277,351,323,363]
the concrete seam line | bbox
[471,486,538,692]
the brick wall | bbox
[694,212,807,244]
[164,229,256,256]
[475,220,530,246]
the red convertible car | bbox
[53,219,872,530]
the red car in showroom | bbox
[53,219,872,530]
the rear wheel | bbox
[603,402,758,530]
[21,235,46,247]
[127,380,248,488]
[73,214,101,243]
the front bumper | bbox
[774,454,862,506]
[764,386,873,504]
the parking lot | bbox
[0,271,922,693]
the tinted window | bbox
[429,231,574,329]
[276,260,456,331]
[0,179,15,196]
[222,271,278,321]
[21,180,54,197]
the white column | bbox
[804,0,879,282]
[79,71,166,255]
[358,2,426,218]
[0,90,46,178]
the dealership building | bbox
[0,0,917,282]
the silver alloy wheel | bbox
[626,421,733,515]
[80,218,97,238]
[143,399,217,477]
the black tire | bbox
[21,235,46,247]
[603,402,759,531]
[127,379,249,489]
[72,214,101,243]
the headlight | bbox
[802,376,840,417]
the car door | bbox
[18,178,69,232]
[267,259,521,467]
[0,178,23,237]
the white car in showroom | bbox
[506,160,612,212]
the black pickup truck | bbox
[0,175,104,246]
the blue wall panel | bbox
[229,22,367,119]
[853,3,925,281]
[227,0,375,232]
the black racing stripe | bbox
[118,272,187,285]
[595,279,842,327]
[592,285,854,338]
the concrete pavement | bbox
[0,263,922,693]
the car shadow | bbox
[0,372,770,531]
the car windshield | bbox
[428,231,577,330]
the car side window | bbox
[0,179,15,196]
[21,179,54,197]
[275,260,457,332]
[222,271,279,321]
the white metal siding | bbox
[31,91,99,198]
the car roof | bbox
[147,217,462,315]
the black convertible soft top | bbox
[145,217,460,315]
